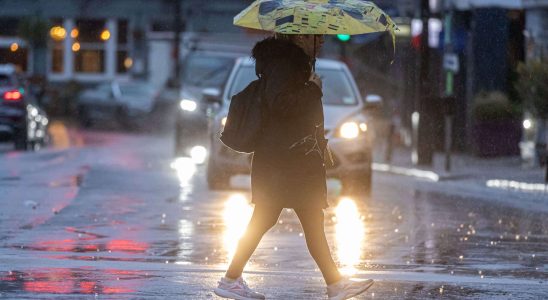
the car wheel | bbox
[207,155,231,190]
[341,171,372,197]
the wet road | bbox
[0,127,547,299]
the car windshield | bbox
[0,74,14,86]
[182,55,234,88]
[227,65,357,106]
[119,83,155,98]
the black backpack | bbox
[220,78,266,153]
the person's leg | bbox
[294,208,342,285]
[225,204,283,279]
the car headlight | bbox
[523,119,533,130]
[339,121,367,139]
[180,99,197,112]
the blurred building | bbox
[523,0,548,60]
[377,0,542,154]
[0,0,251,86]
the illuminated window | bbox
[73,19,106,73]
[50,19,64,73]
[0,48,28,71]
[51,45,64,73]
[74,50,105,73]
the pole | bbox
[443,1,454,172]
[173,0,183,88]
[413,0,432,166]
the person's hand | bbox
[309,72,322,89]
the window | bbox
[74,50,105,73]
[0,48,28,72]
[116,19,130,74]
[116,50,131,73]
[73,19,107,73]
[49,19,64,73]
[117,20,128,45]
[182,55,235,88]
[229,66,357,106]
[51,45,64,73]
[0,74,14,86]
[76,19,105,43]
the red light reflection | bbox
[0,268,142,295]
[106,239,148,253]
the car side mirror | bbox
[202,87,222,105]
[364,94,383,110]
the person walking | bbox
[213,33,374,300]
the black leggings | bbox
[225,204,341,285]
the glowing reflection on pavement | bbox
[335,197,365,276]
[223,194,253,264]
[170,157,196,188]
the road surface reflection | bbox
[335,197,365,275]
[223,194,253,263]
[0,268,149,295]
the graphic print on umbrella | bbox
[234,0,398,45]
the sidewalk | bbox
[372,146,548,211]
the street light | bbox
[10,43,18,52]
[72,42,81,52]
[71,28,79,38]
[50,26,66,41]
[100,29,111,41]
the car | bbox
[77,80,158,129]
[174,51,243,161]
[207,58,382,194]
[0,64,49,150]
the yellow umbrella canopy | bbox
[234,0,397,43]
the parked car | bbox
[0,64,49,150]
[174,51,242,160]
[77,80,158,129]
[207,58,382,194]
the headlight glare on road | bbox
[190,145,207,164]
[180,99,197,112]
[335,197,364,275]
[340,122,360,139]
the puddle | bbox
[0,268,155,295]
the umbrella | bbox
[234,0,398,51]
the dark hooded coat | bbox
[250,37,328,210]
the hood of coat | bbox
[251,37,312,79]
